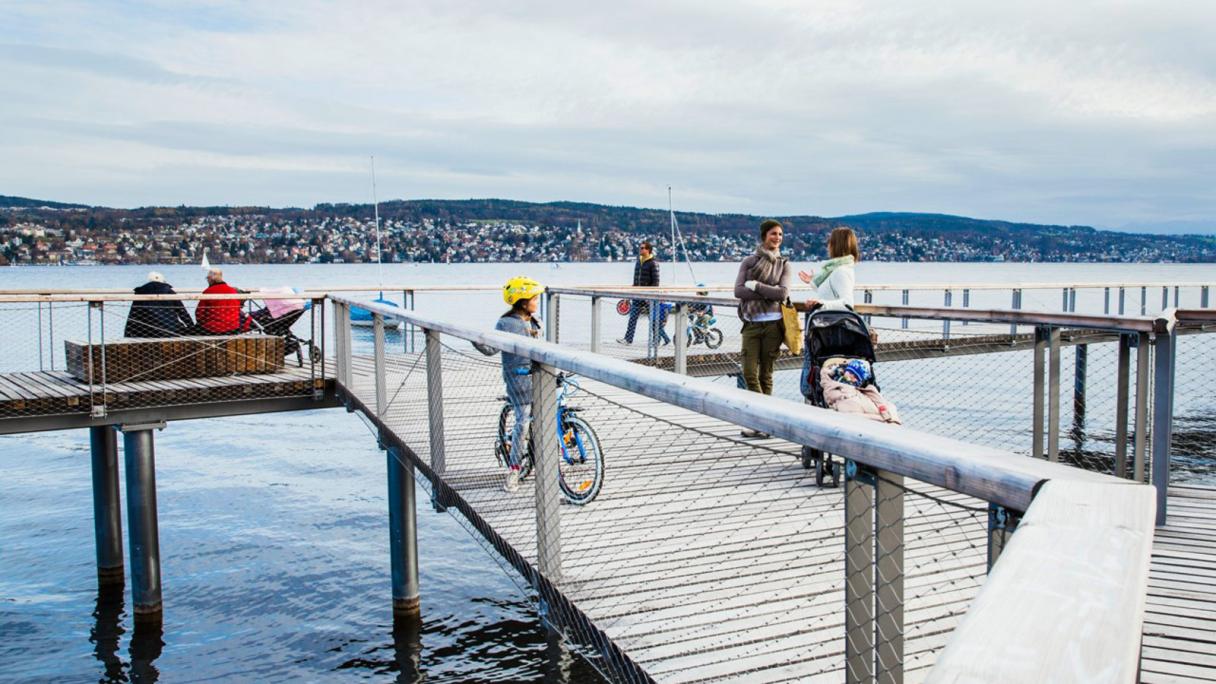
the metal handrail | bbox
[333,293,1154,683]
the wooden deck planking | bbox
[349,351,1216,683]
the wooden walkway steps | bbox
[346,350,1216,682]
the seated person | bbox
[820,357,901,424]
[195,268,251,334]
[124,271,193,338]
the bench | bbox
[65,335,285,384]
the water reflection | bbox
[89,588,164,683]
[391,615,423,684]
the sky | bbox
[2,0,1215,231]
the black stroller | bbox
[799,307,879,487]
[247,290,321,367]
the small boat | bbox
[351,295,404,328]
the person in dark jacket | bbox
[196,268,251,334]
[617,242,669,344]
[124,272,193,338]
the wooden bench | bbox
[65,335,285,384]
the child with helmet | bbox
[497,276,545,492]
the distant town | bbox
[2,197,1213,265]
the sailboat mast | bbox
[668,186,698,283]
[370,155,384,295]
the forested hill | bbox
[2,196,1214,264]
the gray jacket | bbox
[734,254,791,321]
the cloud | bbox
[0,0,1214,228]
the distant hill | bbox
[0,195,91,210]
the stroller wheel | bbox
[800,445,815,470]
[821,455,839,488]
[814,453,826,487]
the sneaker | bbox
[740,429,771,439]
[504,468,521,493]
[616,337,633,345]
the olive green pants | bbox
[741,319,785,395]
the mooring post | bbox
[844,461,875,684]
[589,296,601,355]
[900,289,909,329]
[386,447,421,618]
[672,304,688,375]
[531,362,563,589]
[942,289,952,340]
[874,470,904,684]
[374,314,387,416]
[122,423,164,628]
[1133,332,1150,482]
[1031,326,1046,459]
[1047,327,1061,462]
[424,329,446,479]
[1071,344,1088,448]
[90,425,124,587]
[1151,321,1177,526]
[1114,335,1131,479]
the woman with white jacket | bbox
[798,227,859,311]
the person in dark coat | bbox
[618,241,669,344]
[124,271,194,338]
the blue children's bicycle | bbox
[495,372,605,505]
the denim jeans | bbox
[504,373,532,468]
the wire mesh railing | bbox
[334,294,1155,684]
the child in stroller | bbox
[799,306,901,487]
[247,287,321,367]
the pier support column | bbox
[1071,344,1087,448]
[387,447,421,618]
[90,426,124,587]
[1151,323,1177,526]
[1114,335,1131,479]
[122,424,163,628]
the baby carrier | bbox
[799,307,879,487]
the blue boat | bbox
[351,295,404,328]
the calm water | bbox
[1,262,1213,683]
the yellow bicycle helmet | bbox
[503,276,544,306]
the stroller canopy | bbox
[260,287,306,319]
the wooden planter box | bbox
[65,335,285,384]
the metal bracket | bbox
[988,504,1023,533]
[119,420,166,432]
[91,405,107,418]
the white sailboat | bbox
[351,156,403,329]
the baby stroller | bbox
[247,288,321,367]
[799,307,879,487]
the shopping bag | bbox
[781,298,803,355]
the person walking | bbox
[124,271,193,337]
[496,276,545,493]
[798,227,859,310]
[618,241,669,345]
[735,220,792,437]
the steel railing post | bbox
[1173,286,1179,308]
[1151,322,1177,526]
[48,301,55,371]
[1133,332,1150,482]
[1119,287,1126,315]
[532,363,563,588]
[1032,326,1047,459]
[845,461,875,684]
[98,301,108,417]
[1104,287,1110,315]
[1140,287,1147,315]
[1202,286,1210,308]
[1114,335,1131,479]
[900,289,909,329]
[1069,287,1077,313]
[545,293,558,343]
[864,289,873,326]
[942,289,952,340]
[387,446,421,618]
[1161,287,1168,311]
[424,329,446,478]
[590,296,602,355]
[1010,289,1022,336]
[90,425,124,587]
[962,288,970,326]
[673,304,688,375]
[874,470,904,684]
[374,314,387,416]
[1071,344,1088,449]
[1061,287,1068,312]
[333,301,344,387]
[1048,327,1061,462]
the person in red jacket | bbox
[196,268,250,334]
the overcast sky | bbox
[2,1,1214,229]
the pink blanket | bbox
[820,367,902,424]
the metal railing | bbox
[332,294,1155,684]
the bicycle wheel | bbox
[558,414,605,504]
[497,402,535,479]
[705,328,724,349]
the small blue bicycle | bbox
[495,372,605,505]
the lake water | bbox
[1,261,1213,683]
